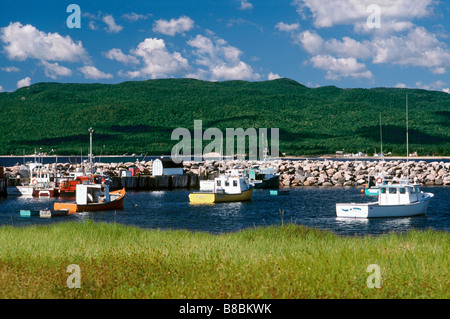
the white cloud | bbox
[102,14,123,33]
[443,88,450,94]
[268,72,281,80]
[122,13,152,22]
[79,66,113,79]
[238,0,253,10]
[152,16,194,36]
[40,61,72,79]
[293,0,435,31]
[296,30,324,55]
[120,38,190,79]
[104,48,139,65]
[310,55,373,80]
[17,76,31,88]
[415,80,448,92]
[297,31,372,59]
[187,34,260,81]
[394,83,407,88]
[275,22,300,32]
[88,21,97,30]
[371,26,450,71]
[0,85,3,92]
[1,66,20,72]
[0,22,88,62]
[289,0,450,80]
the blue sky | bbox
[1,0,449,93]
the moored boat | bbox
[248,167,280,189]
[39,209,70,218]
[54,184,125,213]
[336,181,433,218]
[270,189,290,195]
[190,174,253,204]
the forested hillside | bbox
[0,78,448,156]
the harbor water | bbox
[0,186,448,236]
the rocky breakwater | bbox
[3,159,450,189]
[180,159,450,187]
[274,159,450,187]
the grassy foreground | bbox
[0,221,448,299]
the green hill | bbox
[0,78,449,156]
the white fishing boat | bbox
[337,94,434,218]
[337,179,434,218]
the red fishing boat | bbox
[59,176,90,197]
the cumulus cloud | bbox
[0,85,3,92]
[40,61,72,79]
[310,55,373,80]
[288,0,450,80]
[371,26,450,70]
[104,48,139,65]
[0,22,88,62]
[102,14,123,33]
[79,66,113,79]
[152,16,195,36]
[17,76,31,88]
[268,72,281,80]
[119,38,190,79]
[293,0,435,31]
[187,34,260,81]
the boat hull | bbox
[336,193,433,218]
[253,175,280,189]
[53,188,125,214]
[7,186,34,196]
[33,188,59,197]
[39,209,70,218]
[189,188,253,204]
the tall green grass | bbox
[0,221,448,299]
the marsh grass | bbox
[0,221,448,299]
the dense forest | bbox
[0,78,448,157]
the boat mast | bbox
[89,127,95,176]
[379,113,383,157]
[406,94,409,182]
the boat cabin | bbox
[30,166,57,186]
[378,184,421,205]
[76,184,110,205]
[213,175,252,194]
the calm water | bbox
[0,186,448,235]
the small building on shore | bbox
[152,158,184,176]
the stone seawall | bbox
[3,159,450,188]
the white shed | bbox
[152,158,184,176]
